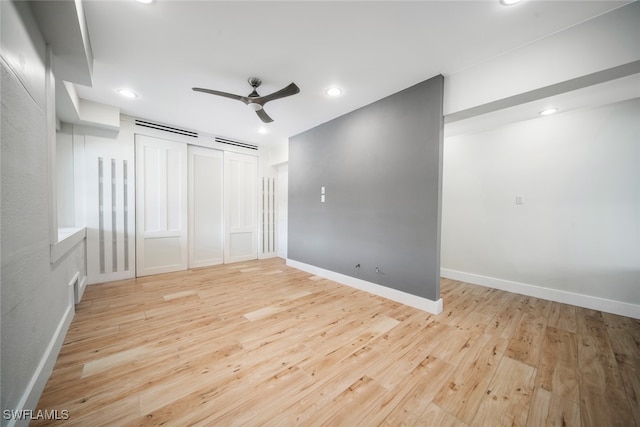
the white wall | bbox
[441,98,640,317]
[56,126,75,227]
[276,164,289,258]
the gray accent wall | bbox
[288,75,444,301]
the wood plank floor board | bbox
[300,306,392,358]
[138,344,315,426]
[62,323,120,345]
[54,310,219,370]
[368,309,436,354]
[369,355,457,426]
[603,312,640,426]
[367,332,438,391]
[33,258,639,426]
[526,387,580,427]
[38,342,232,422]
[210,366,315,427]
[505,298,551,367]
[297,313,399,381]
[483,292,525,340]
[437,286,486,326]
[414,402,469,427]
[303,375,389,427]
[576,307,635,427]
[471,356,536,427]
[535,326,579,402]
[139,339,314,418]
[548,301,578,333]
[35,363,169,425]
[615,361,640,427]
[263,345,385,426]
[423,322,483,367]
[47,395,140,427]
[380,301,419,322]
[470,287,511,318]
[452,310,494,337]
[432,332,509,424]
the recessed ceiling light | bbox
[500,0,522,5]
[117,89,138,99]
[136,0,154,4]
[326,87,343,97]
[540,107,559,116]
[258,127,269,134]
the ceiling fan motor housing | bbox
[248,77,262,88]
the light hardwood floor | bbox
[34,258,639,426]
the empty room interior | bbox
[2,0,640,426]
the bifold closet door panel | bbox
[188,145,224,268]
[85,136,136,284]
[224,151,258,263]
[135,134,188,277]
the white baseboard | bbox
[287,259,443,315]
[441,268,640,320]
[7,303,75,427]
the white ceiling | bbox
[74,0,632,147]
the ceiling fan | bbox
[192,77,300,123]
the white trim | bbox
[287,259,443,315]
[86,270,134,285]
[441,268,640,320]
[7,303,74,427]
[51,227,86,264]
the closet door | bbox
[188,145,223,268]
[224,151,258,263]
[84,135,136,284]
[135,135,188,276]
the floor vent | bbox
[215,137,259,151]
[135,119,199,138]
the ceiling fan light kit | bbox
[193,77,300,123]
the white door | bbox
[135,135,188,276]
[84,135,136,284]
[224,151,258,263]
[188,145,224,268]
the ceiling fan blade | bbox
[192,87,244,102]
[259,83,300,104]
[256,108,274,123]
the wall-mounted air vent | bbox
[215,137,258,151]
[135,119,199,138]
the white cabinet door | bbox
[188,145,224,268]
[135,135,188,276]
[224,151,258,263]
